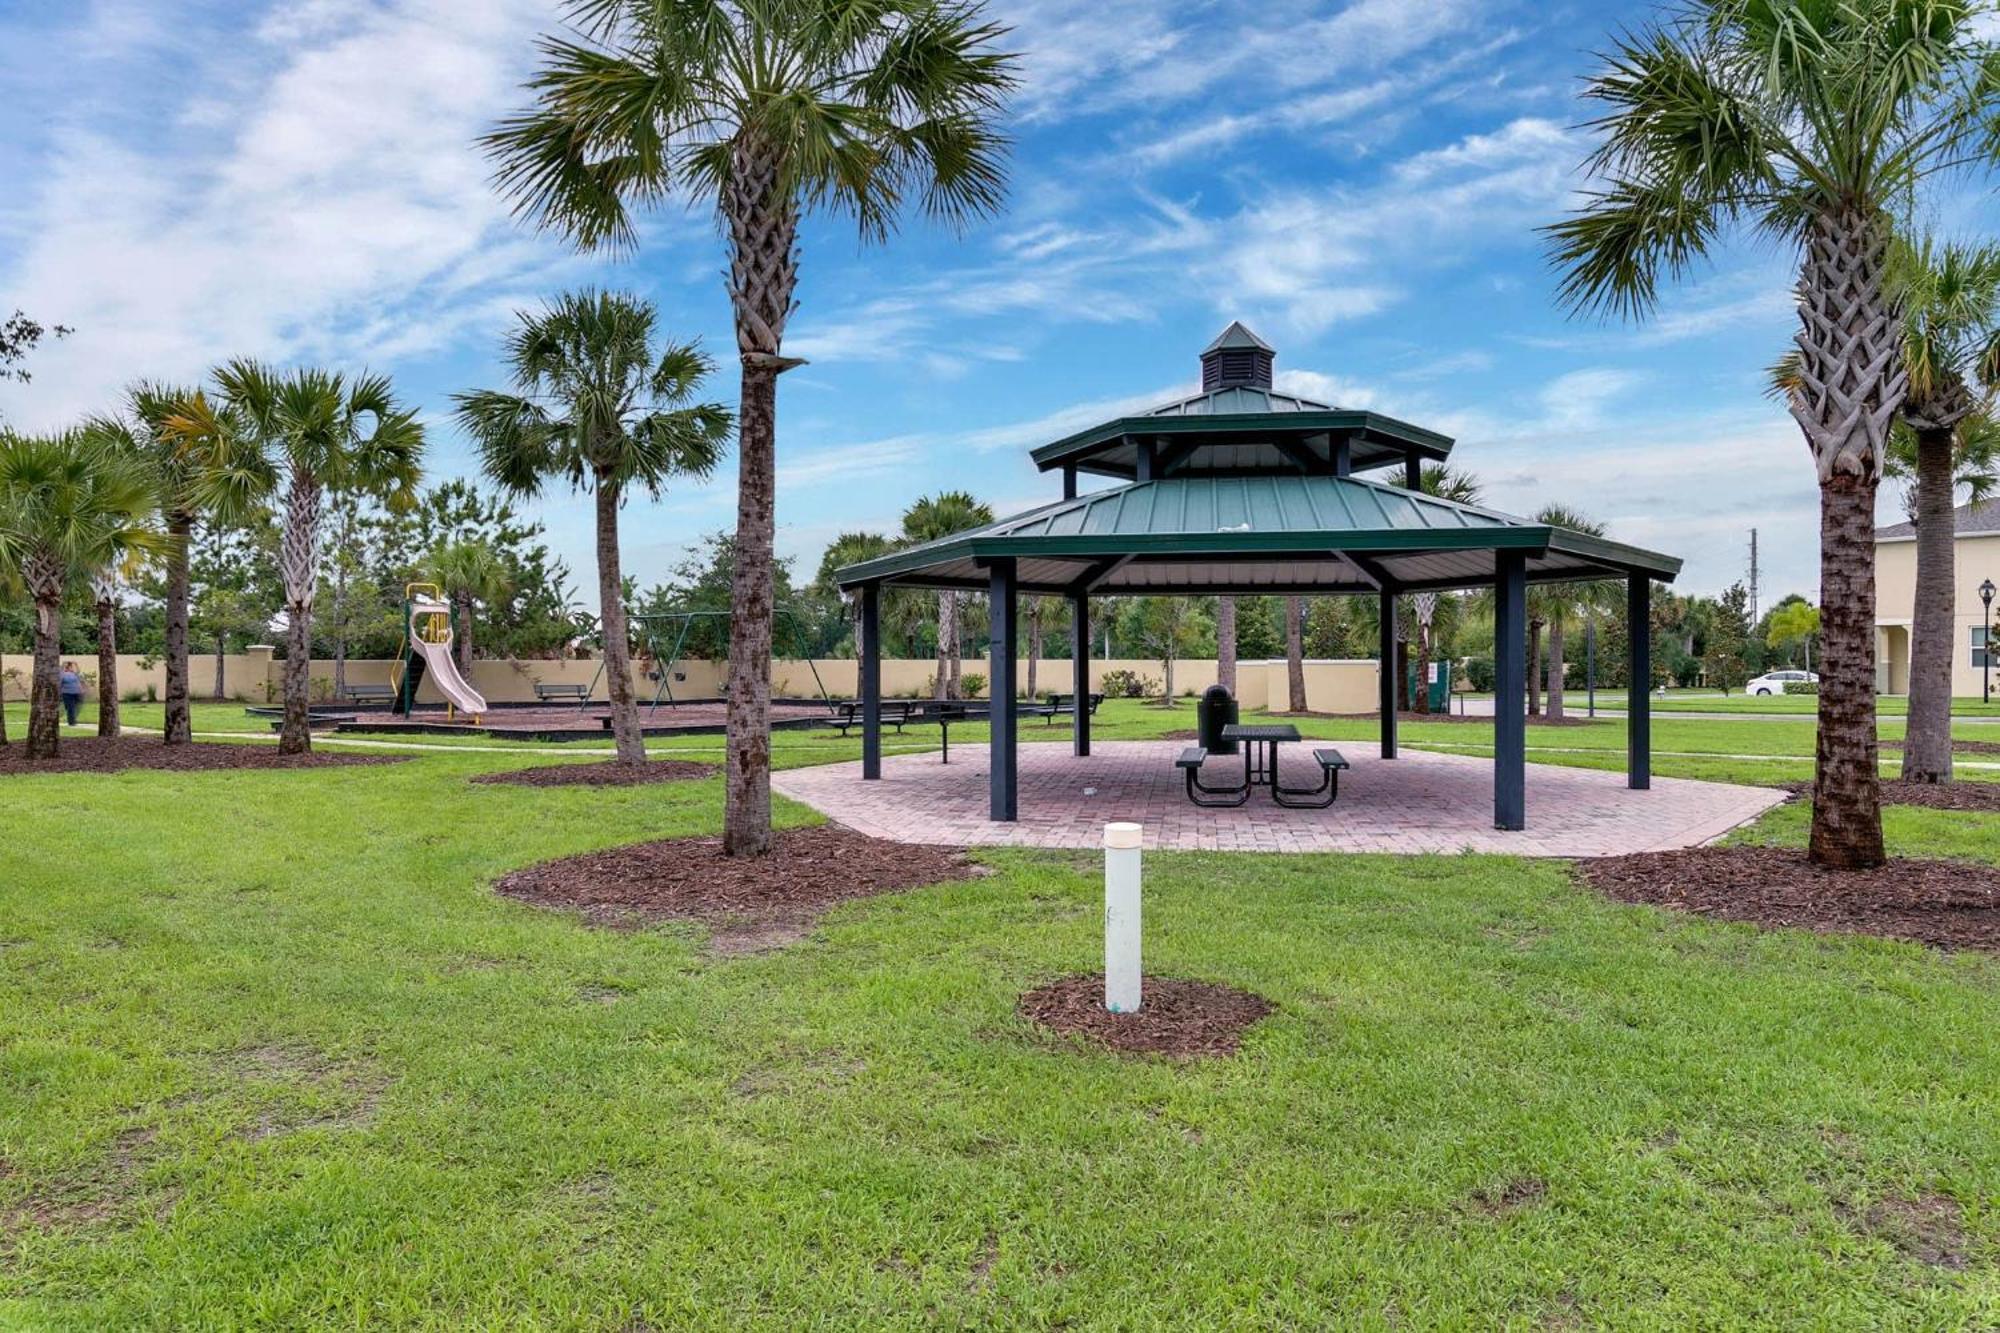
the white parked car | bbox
[1746,669,1818,696]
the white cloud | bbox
[1535,368,1643,432]
[0,0,597,429]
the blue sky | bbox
[5,0,1989,604]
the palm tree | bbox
[1216,596,1238,696]
[0,431,160,758]
[91,384,264,745]
[457,291,731,765]
[89,569,125,737]
[485,0,1018,856]
[1284,596,1307,712]
[1024,595,1069,700]
[1413,465,1483,714]
[207,363,424,755]
[900,491,994,700]
[429,539,515,671]
[1532,505,1614,722]
[1886,236,2000,783]
[1545,1,2000,869]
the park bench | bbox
[1273,748,1349,810]
[533,682,592,706]
[1032,691,1104,725]
[1176,745,1248,808]
[827,700,919,737]
[913,699,989,763]
[339,683,396,706]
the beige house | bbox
[1875,499,2000,698]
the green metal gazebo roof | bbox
[1027,321,1453,482]
[834,473,1681,595]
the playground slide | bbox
[410,634,487,717]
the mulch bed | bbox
[1018,974,1274,1059]
[1880,737,2000,757]
[0,737,408,776]
[1784,779,2000,813]
[492,823,980,951]
[472,759,716,788]
[1574,846,2000,955]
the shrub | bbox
[1462,656,1495,692]
[1099,669,1147,699]
[960,672,987,698]
[121,689,146,704]
[1784,680,1819,695]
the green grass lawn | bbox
[3,739,1999,1328]
[20,695,1998,792]
[1588,689,2000,717]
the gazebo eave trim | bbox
[835,527,1682,588]
[1028,409,1455,473]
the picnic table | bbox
[1177,722,1347,809]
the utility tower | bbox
[1747,528,1760,623]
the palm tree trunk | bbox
[1810,472,1887,867]
[1285,596,1307,712]
[1217,596,1237,695]
[1413,621,1431,716]
[96,593,120,738]
[1546,618,1566,722]
[456,593,476,673]
[594,475,644,765]
[935,591,954,699]
[277,474,321,755]
[214,633,227,700]
[1025,603,1042,701]
[163,513,193,744]
[1903,426,1956,782]
[1527,620,1544,716]
[724,361,780,855]
[1788,208,1898,869]
[27,574,63,759]
[721,138,798,859]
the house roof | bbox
[1877,498,2000,540]
[834,473,1681,595]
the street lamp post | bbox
[1983,580,1996,704]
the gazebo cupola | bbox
[1200,320,1275,390]
[1032,322,1452,496]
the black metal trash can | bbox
[1198,684,1239,755]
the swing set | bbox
[581,609,832,712]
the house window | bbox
[1974,627,1993,669]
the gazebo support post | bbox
[860,582,882,780]
[988,559,1019,821]
[1378,587,1398,758]
[1628,575,1651,790]
[1071,592,1091,757]
[1494,552,1527,831]
[1404,454,1422,491]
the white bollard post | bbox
[1103,822,1142,1013]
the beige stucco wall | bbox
[0,650,1385,715]
[1875,532,2000,697]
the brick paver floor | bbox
[771,741,1787,856]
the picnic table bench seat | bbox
[339,683,396,705]
[1177,744,1249,808]
[1273,747,1349,809]
[533,682,591,704]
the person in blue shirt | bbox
[58,661,85,726]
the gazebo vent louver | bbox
[1200,320,1275,390]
